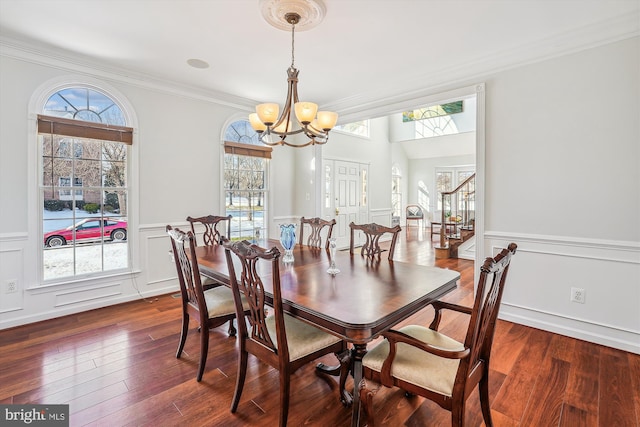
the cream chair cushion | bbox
[203,286,248,318]
[266,314,341,361]
[362,324,465,397]
[202,276,219,287]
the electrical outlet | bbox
[5,280,18,294]
[571,287,585,304]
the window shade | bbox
[224,141,272,159]
[37,114,133,145]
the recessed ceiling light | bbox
[187,58,209,69]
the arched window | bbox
[39,87,132,281]
[223,119,271,240]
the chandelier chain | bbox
[290,20,296,69]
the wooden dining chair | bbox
[359,243,518,427]
[166,225,249,382]
[186,214,232,246]
[222,238,349,427]
[187,214,232,287]
[349,222,402,261]
[298,216,336,249]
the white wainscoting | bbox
[370,209,392,227]
[485,231,640,354]
[0,225,180,330]
[0,244,25,314]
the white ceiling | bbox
[0,0,638,119]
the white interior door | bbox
[321,160,367,248]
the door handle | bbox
[335,208,340,215]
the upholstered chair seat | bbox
[203,286,249,318]
[363,324,464,396]
[266,314,343,361]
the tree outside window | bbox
[223,120,271,240]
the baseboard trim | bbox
[0,285,176,331]
[500,304,640,355]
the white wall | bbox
[483,37,639,353]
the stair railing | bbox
[439,174,476,248]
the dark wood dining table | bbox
[195,240,460,426]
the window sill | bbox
[27,269,142,294]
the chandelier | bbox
[249,11,338,148]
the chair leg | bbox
[196,325,209,382]
[358,378,380,427]
[279,370,291,427]
[451,402,465,427]
[479,377,494,427]
[227,318,237,337]
[230,349,247,413]
[176,312,189,358]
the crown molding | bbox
[0,36,256,112]
[1,10,637,118]
[326,11,640,118]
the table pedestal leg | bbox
[350,343,367,427]
[316,349,352,405]
[315,343,367,426]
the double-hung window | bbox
[223,120,271,240]
[39,87,132,281]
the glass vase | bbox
[326,237,340,275]
[279,223,296,263]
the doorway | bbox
[322,159,369,248]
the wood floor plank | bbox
[565,338,600,416]
[492,326,553,422]
[520,357,570,426]
[629,352,640,425]
[599,346,637,427]
[490,322,531,375]
[560,404,597,427]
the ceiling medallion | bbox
[259,0,326,32]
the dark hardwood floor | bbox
[1,228,639,426]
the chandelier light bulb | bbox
[294,102,318,125]
[256,103,279,126]
[316,111,338,131]
[273,119,292,134]
[249,113,267,132]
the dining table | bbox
[195,240,460,427]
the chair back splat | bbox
[299,216,336,250]
[186,214,232,246]
[222,238,349,427]
[360,243,518,427]
[349,222,402,261]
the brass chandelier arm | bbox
[270,67,299,131]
